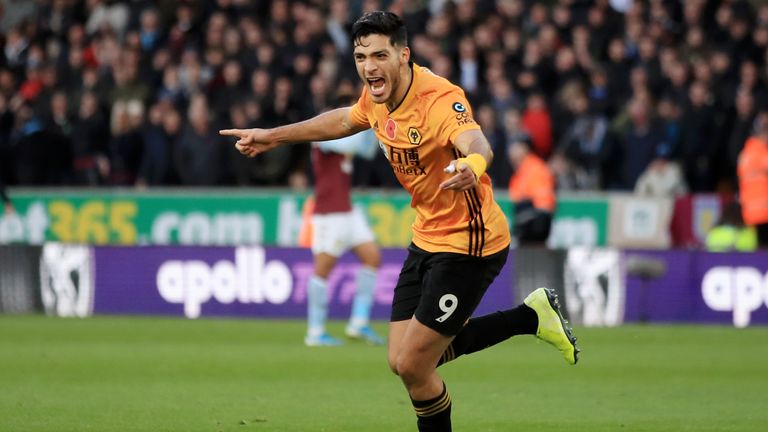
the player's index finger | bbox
[219,129,241,136]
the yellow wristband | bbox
[456,153,487,179]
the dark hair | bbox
[351,11,407,48]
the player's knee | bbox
[354,242,381,268]
[388,357,399,375]
[394,357,423,384]
[366,253,381,269]
[388,348,400,375]
[361,252,381,269]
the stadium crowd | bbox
[0,0,767,195]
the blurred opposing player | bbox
[222,11,579,431]
[300,123,385,346]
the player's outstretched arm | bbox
[219,107,368,158]
[440,129,494,191]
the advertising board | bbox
[91,246,514,320]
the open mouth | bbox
[367,77,385,96]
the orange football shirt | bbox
[349,63,510,256]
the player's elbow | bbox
[340,118,353,134]
[339,109,358,134]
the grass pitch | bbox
[1,315,766,432]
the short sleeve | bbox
[349,90,372,128]
[431,91,482,147]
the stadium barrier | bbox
[0,188,661,248]
[2,188,733,249]
[18,243,514,321]
[529,247,768,328]
[0,245,42,313]
[3,243,766,327]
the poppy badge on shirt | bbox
[385,118,397,140]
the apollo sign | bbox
[156,247,292,318]
[702,266,768,328]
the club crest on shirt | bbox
[407,127,422,145]
[385,118,397,140]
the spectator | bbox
[108,51,151,106]
[634,157,688,198]
[174,94,225,186]
[249,76,309,186]
[679,80,717,192]
[508,136,556,245]
[46,90,72,138]
[662,60,690,107]
[106,99,144,186]
[3,26,30,70]
[733,60,767,112]
[0,69,17,101]
[519,38,554,99]
[156,64,186,111]
[178,49,212,99]
[0,0,763,194]
[71,91,109,185]
[605,37,632,105]
[706,201,757,252]
[138,8,165,54]
[227,102,258,186]
[248,68,272,108]
[521,92,553,159]
[636,36,663,96]
[657,96,682,155]
[555,94,612,190]
[587,66,615,116]
[629,65,651,100]
[58,44,86,91]
[34,63,61,117]
[737,111,768,249]
[86,0,130,37]
[727,14,758,66]
[615,96,667,190]
[724,89,757,189]
[0,94,13,186]
[553,46,585,94]
[137,102,178,187]
[709,47,735,105]
[14,104,73,185]
[681,26,708,62]
[550,81,585,143]
[488,78,519,117]
[212,59,246,122]
[457,36,480,96]
[327,0,352,55]
[476,104,511,188]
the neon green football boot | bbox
[524,287,580,365]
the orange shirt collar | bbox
[388,62,417,115]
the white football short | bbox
[311,207,375,257]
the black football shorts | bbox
[390,243,509,335]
